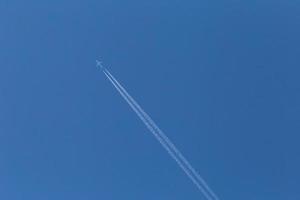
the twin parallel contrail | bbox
[100,65,220,200]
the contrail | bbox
[102,68,219,200]
[103,71,215,200]
[103,69,220,200]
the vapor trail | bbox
[103,69,220,200]
[102,68,219,200]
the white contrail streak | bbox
[102,68,219,200]
[103,69,220,200]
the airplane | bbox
[96,60,104,69]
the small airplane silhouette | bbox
[96,60,104,69]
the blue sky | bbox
[1,0,300,199]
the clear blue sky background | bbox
[1,1,299,199]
